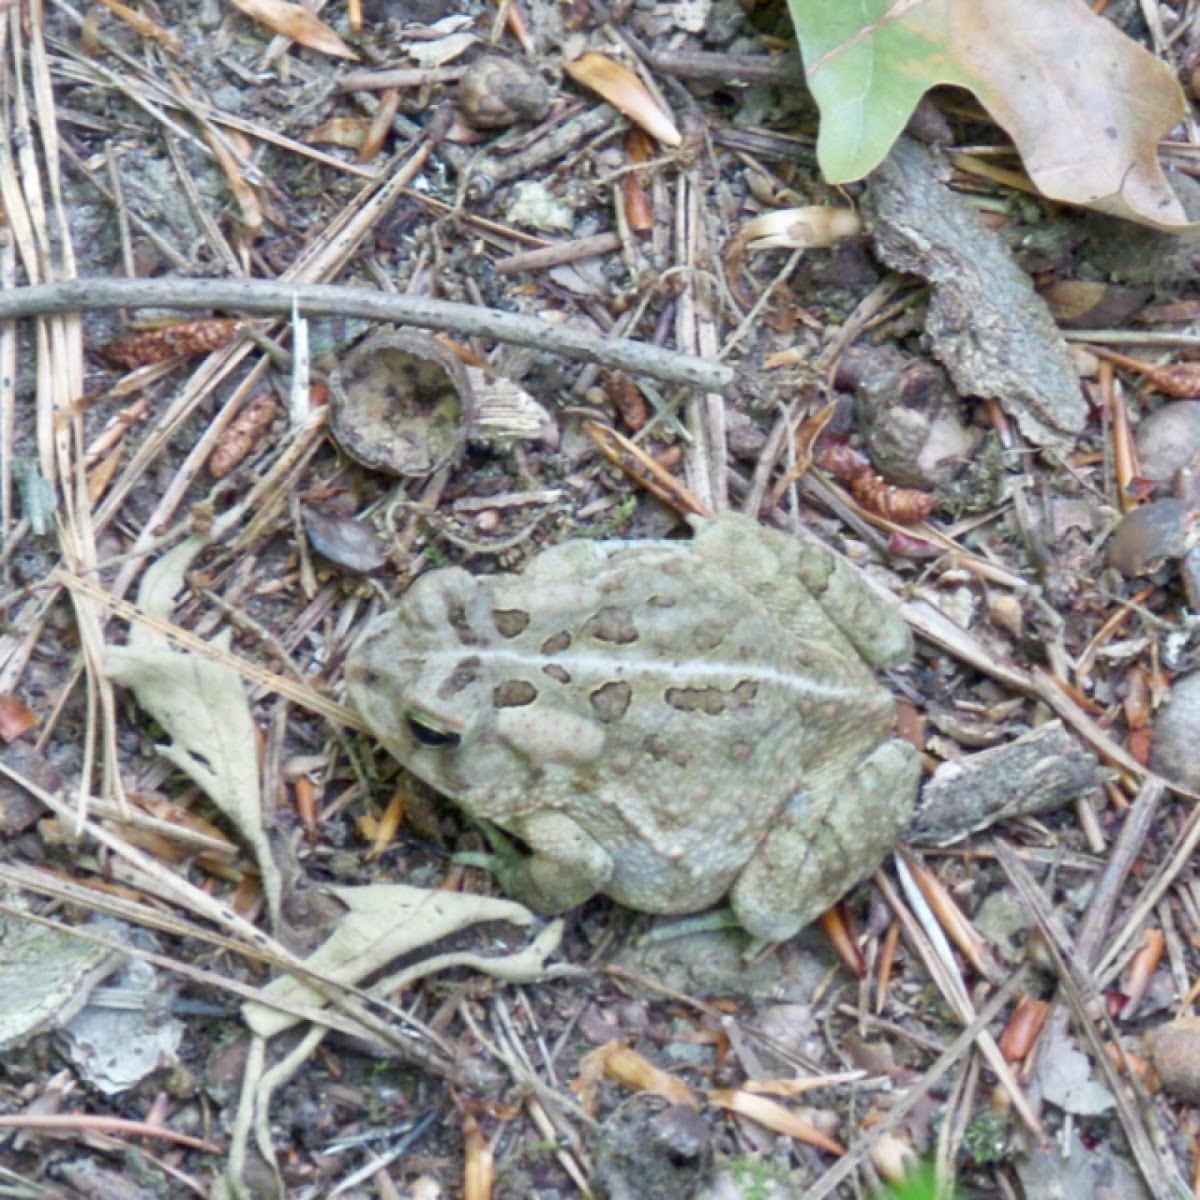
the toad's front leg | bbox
[472,809,614,914]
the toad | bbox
[346,514,920,941]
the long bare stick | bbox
[0,277,733,392]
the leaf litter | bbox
[0,1,1200,1198]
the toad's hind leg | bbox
[729,739,920,943]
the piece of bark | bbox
[862,137,1087,447]
[910,720,1110,846]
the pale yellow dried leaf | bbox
[742,205,861,250]
[229,0,357,59]
[581,1040,698,1107]
[105,537,282,925]
[565,53,681,147]
[242,885,537,1038]
[708,1088,845,1154]
[742,1071,863,1097]
[901,850,995,978]
[95,0,181,52]
[308,117,369,149]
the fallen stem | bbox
[0,277,733,392]
[0,1112,221,1153]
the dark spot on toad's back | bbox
[494,679,538,707]
[692,617,733,652]
[590,680,632,721]
[541,631,572,655]
[666,681,758,715]
[543,664,571,684]
[582,606,638,644]
[493,609,530,638]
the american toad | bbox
[346,514,920,941]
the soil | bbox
[0,2,1199,1199]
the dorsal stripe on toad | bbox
[434,645,875,704]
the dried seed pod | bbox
[329,330,472,477]
[105,318,241,369]
[817,443,937,524]
[208,390,278,479]
[457,56,551,130]
[999,996,1050,1062]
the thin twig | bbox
[0,277,733,391]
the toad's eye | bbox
[406,717,461,748]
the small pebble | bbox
[1135,401,1200,481]
[1147,1017,1200,1103]
[302,507,388,574]
[1105,499,1198,576]
[1149,671,1200,792]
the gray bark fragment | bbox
[911,720,1110,846]
[862,136,1087,447]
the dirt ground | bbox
[2,0,1200,1197]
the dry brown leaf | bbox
[564,53,681,147]
[241,885,541,1039]
[307,117,369,149]
[228,0,358,59]
[0,695,37,742]
[797,0,1195,229]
